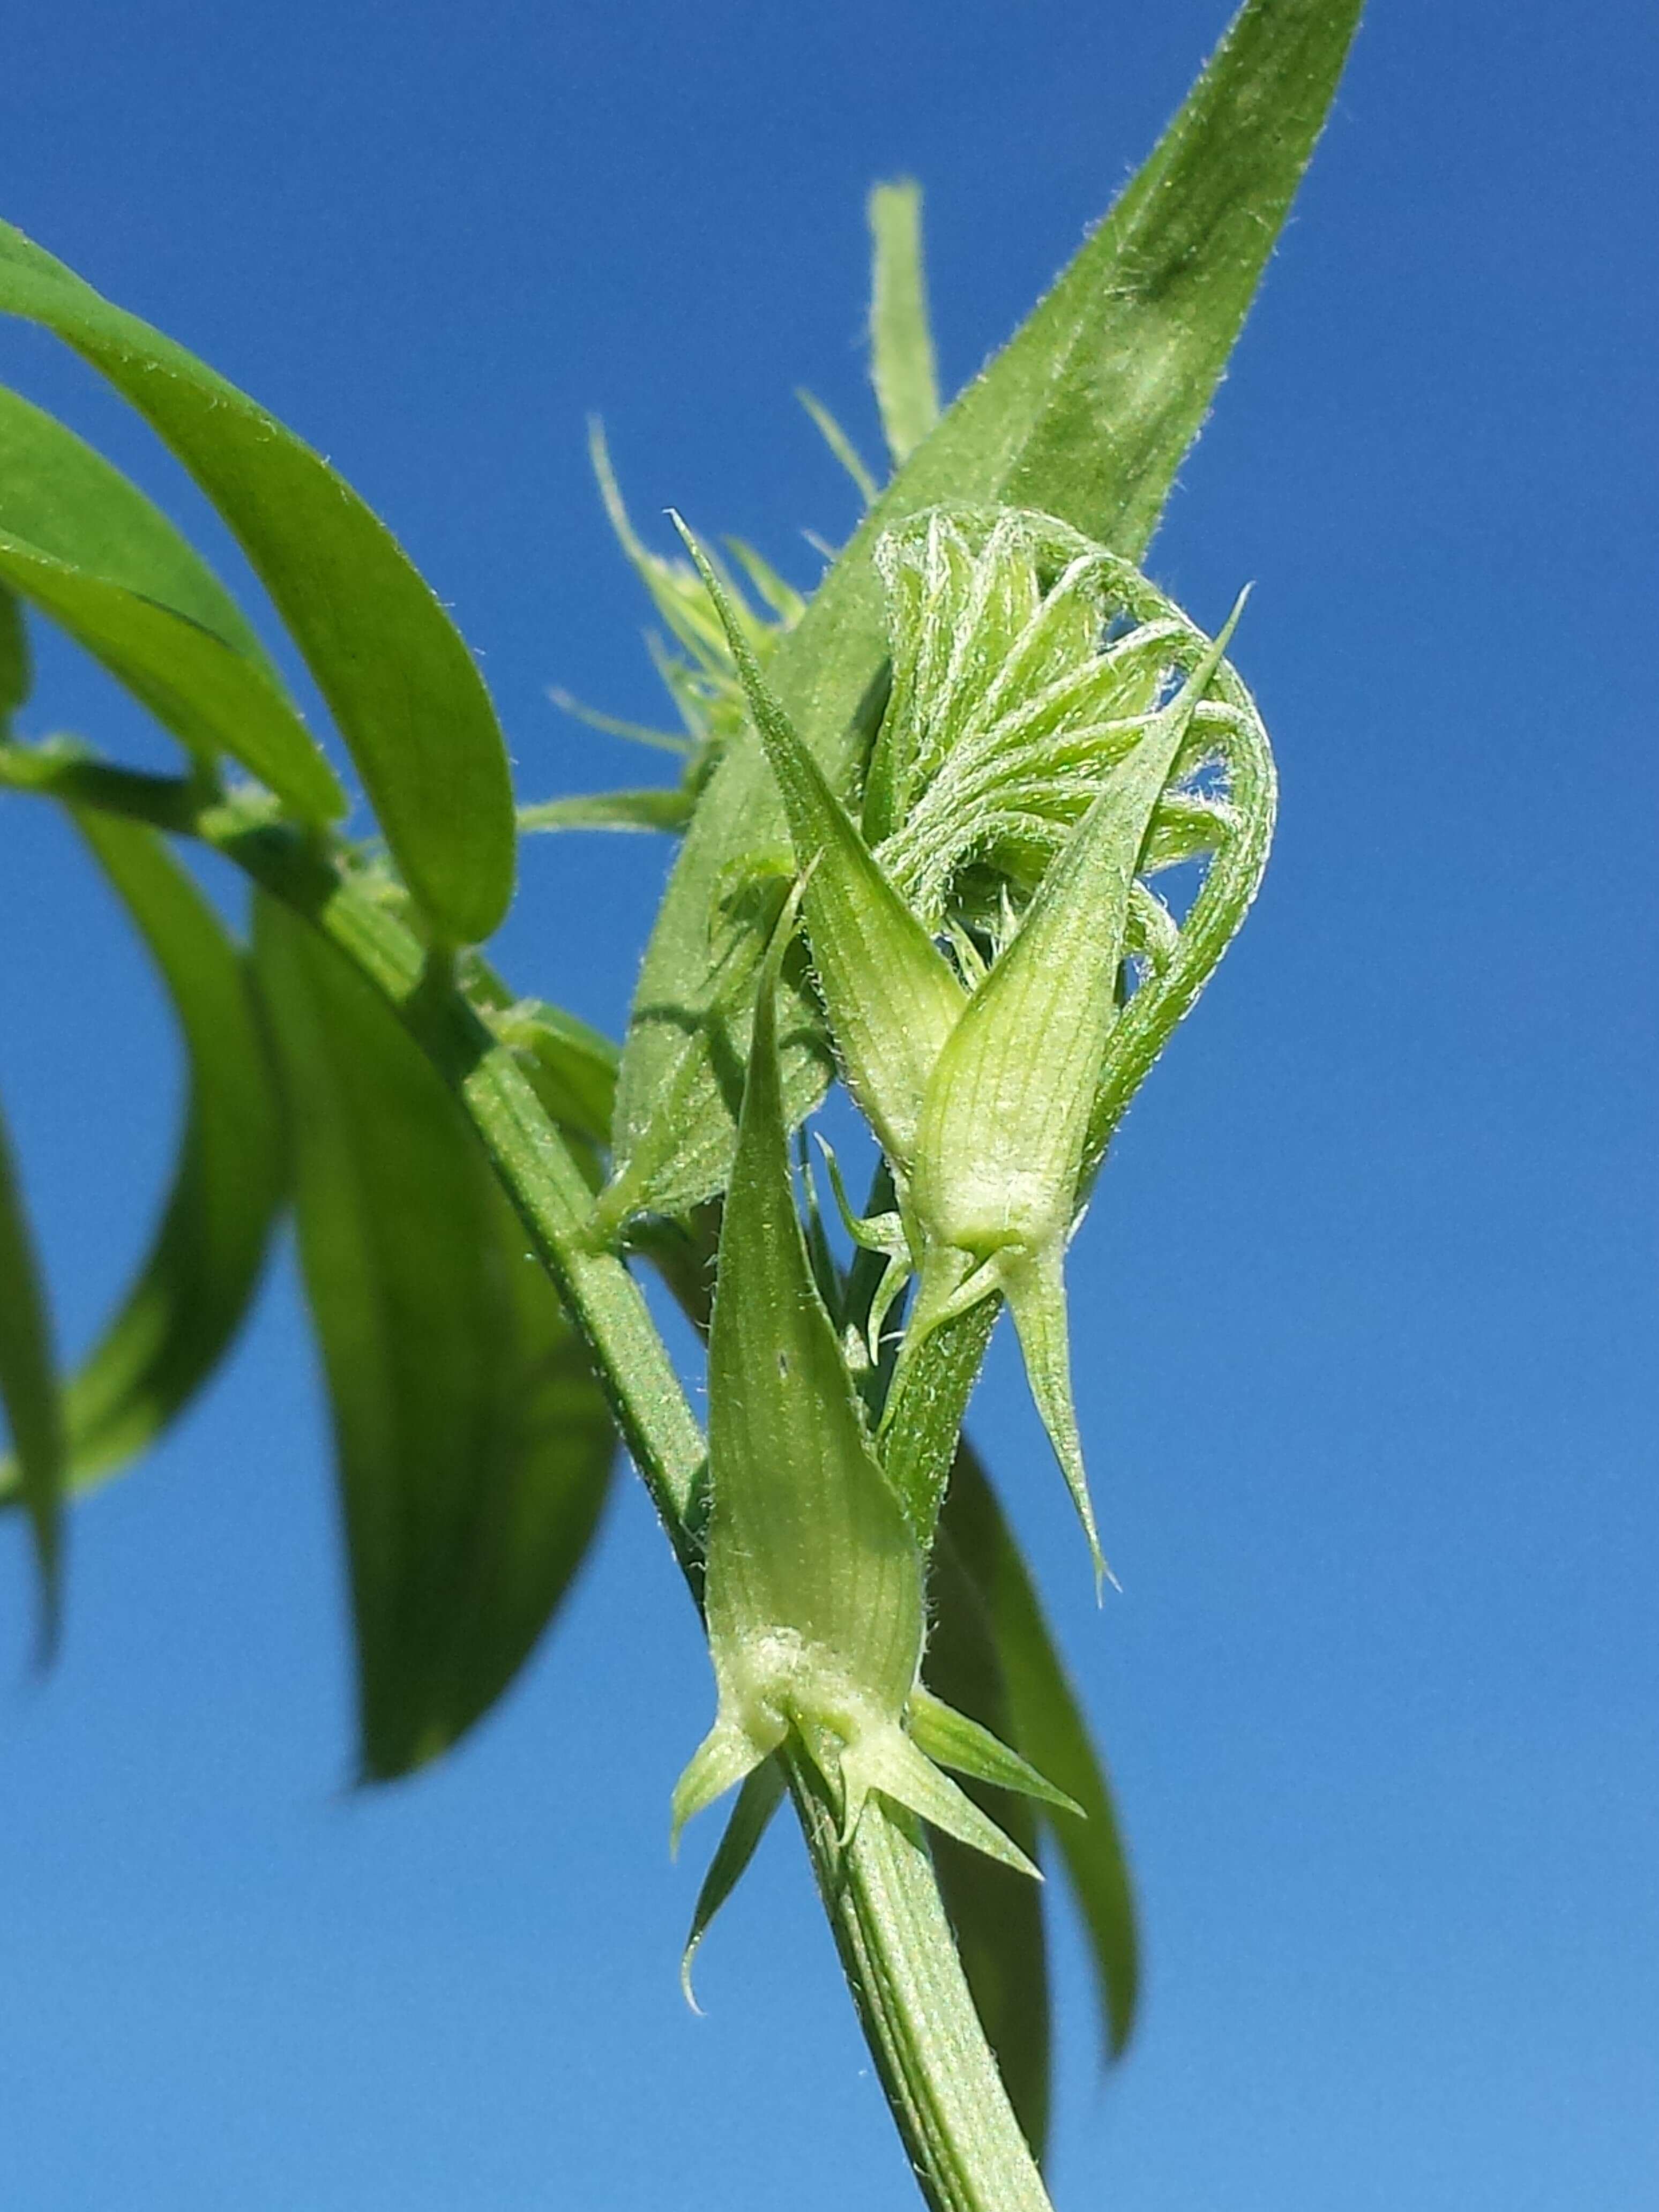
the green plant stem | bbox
[795,1758,1051,2212]
[0,739,1051,2212]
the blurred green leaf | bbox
[0,580,31,730]
[0,385,342,819]
[925,1496,1051,2163]
[612,0,1363,1219]
[868,180,941,468]
[796,388,878,509]
[0,223,515,941]
[0,1094,64,1647]
[252,899,617,1779]
[940,1441,1139,2060]
[1,815,283,1503]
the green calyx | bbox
[673,897,1067,1964]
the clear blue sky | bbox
[1,3,1654,2207]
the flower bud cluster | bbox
[682,506,1272,1577]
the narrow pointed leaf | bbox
[681,1758,787,2008]
[0,1096,64,1643]
[252,900,616,1779]
[0,816,283,1500]
[615,0,1362,1213]
[940,1440,1140,2060]
[869,180,940,466]
[0,224,515,940]
[518,788,693,835]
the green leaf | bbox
[0,385,342,819]
[0,531,347,825]
[518,788,693,835]
[869,180,941,467]
[0,223,515,941]
[939,1440,1139,2061]
[0,580,31,730]
[0,816,283,1503]
[0,1094,64,1647]
[924,1502,1051,2162]
[252,899,617,1779]
[613,0,1363,1216]
[0,385,274,664]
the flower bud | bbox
[901,601,1247,1582]
[672,895,1073,1905]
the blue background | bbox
[1,3,1654,2206]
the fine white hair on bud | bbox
[897,594,1251,1583]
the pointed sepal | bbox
[680,1759,788,2010]
[907,1684,1081,1819]
[1003,1247,1111,1595]
[671,1720,778,1858]
[842,1723,1041,1881]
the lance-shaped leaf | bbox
[667,520,962,1174]
[869,180,941,468]
[0,1095,64,1646]
[902,605,1245,1576]
[252,900,616,1779]
[0,223,515,941]
[0,816,283,1501]
[0,386,342,820]
[939,1440,1139,2061]
[610,0,1362,1218]
[671,900,1044,1880]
